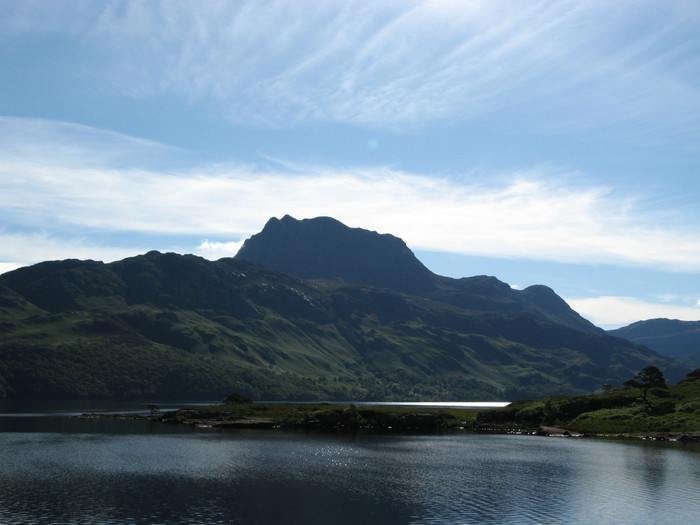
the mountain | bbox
[236,215,601,334]
[0,217,687,401]
[608,319,700,368]
[235,215,436,295]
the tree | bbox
[623,366,667,402]
[222,392,252,405]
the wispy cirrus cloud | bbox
[4,0,699,138]
[0,116,188,169]
[2,117,700,273]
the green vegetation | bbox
[476,367,700,436]
[0,252,687,400]
[222,392,252,404]
[623,365,666,402]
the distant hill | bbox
[608,319,700,368]
[0,217,686,401]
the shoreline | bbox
[75,403,700,442]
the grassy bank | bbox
[476,368,700,437]
[79,369,700,439]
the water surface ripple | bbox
[1,427,699,524]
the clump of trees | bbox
[222,392,253,405]
[623,365,666,402]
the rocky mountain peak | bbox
[235,215,436,294]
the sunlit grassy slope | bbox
[477,369,700,434]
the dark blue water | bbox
[1,404,699,524]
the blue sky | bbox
[1,0,699,329]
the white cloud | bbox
[566,296,700,329]
[2,118,700,273]
[0,263,23,274]
[195,240,245,260]
[0,230,147,270]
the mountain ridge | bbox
[236,215,601,334]
[0,216,686,400]
[608,318,700,368]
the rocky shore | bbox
[475,423,700,442]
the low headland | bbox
[476,366,700,442]
[80,368,700,442]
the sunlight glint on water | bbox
[1,421,699,524]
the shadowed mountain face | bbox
[235,215,436,295]
[608,319,700,368]
[236,215,601,334]
[0,217,685,401]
